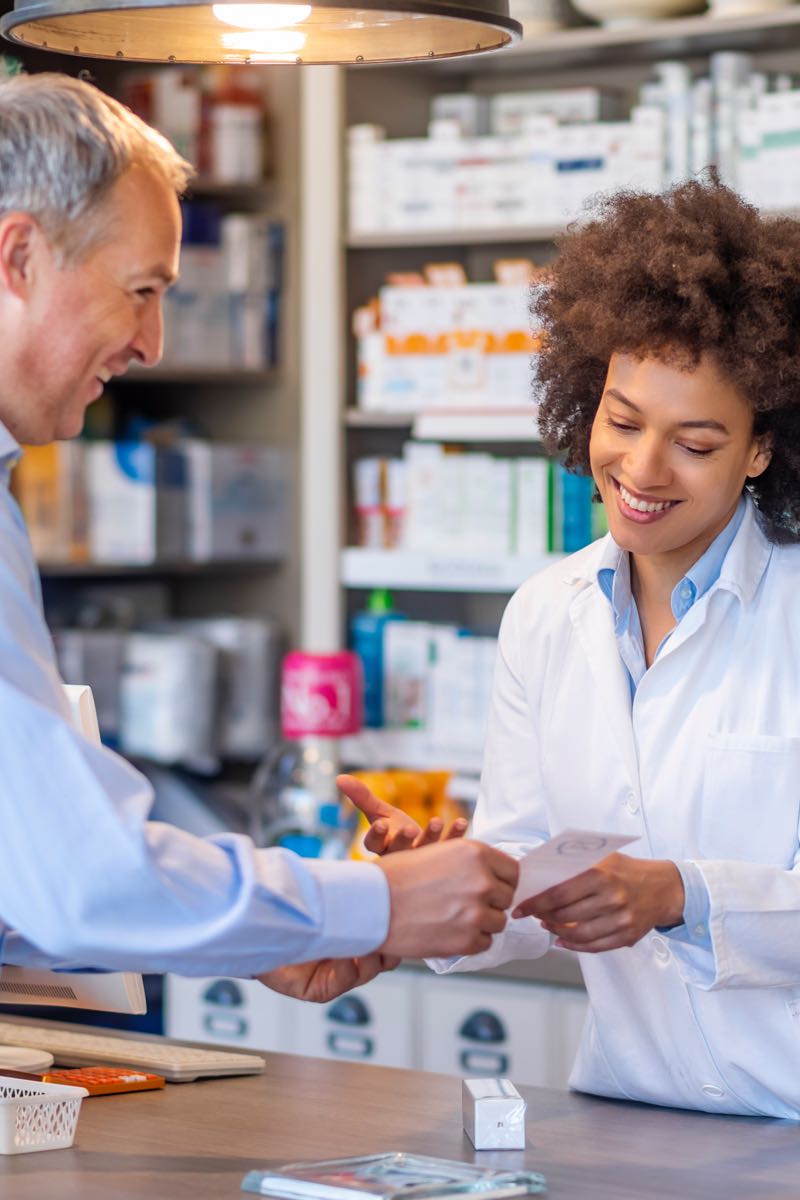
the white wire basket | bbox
[0,1074,88,1155]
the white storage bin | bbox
[0,1076,88,1155]
[284,970,416,1069]
[164,975,289,1051]
[418,974,586,1089]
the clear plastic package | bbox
[241,1152,546,1199]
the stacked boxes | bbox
[356,282,541,413]
[352,448,604,559]
[162,204,283,371]
[13,440,289,567]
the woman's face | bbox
[589,352,771,567]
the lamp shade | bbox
[0,0,522,64]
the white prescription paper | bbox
[512,829,638,907]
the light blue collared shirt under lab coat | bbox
[596,496,747,952]
[0,422,389,976]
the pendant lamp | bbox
[0,0,521,64]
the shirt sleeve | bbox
[0,483,390,976]
[429,591,553,976]
[0,691,390,974]
[659,860,713,951]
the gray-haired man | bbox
[0,72,518,1004]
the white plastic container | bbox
[0,1075,88,1155]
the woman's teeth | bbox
[619,483,675,513]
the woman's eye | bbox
[606,417,637,432]
[680,444,715,457]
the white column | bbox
[299,67,345,651]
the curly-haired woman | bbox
[342,177,800,1118]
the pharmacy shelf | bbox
[346,407,541,442]
[37,558,283,578]
[348,208,800,251]
[341,547,559,593]
[118,367,278,386]
[341,728,484,778]
[435,6,800,73]
[188,179,274,208]
[347,224,564,249]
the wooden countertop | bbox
[1,1040,798,1198]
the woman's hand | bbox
[337,773,468,855]
[512,853,685,953]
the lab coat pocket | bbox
[701,734,800,866]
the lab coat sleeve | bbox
[665,856,800,990]
[429,590,553,976]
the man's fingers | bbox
[336,774,393,822]
[480,906,509,936]
[363,822,391,854]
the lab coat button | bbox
[702,1084,725,1099]
[625,791,640,815]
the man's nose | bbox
[130,300,164,368]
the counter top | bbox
[0,1026,797,1199]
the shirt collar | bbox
[0,420,21,485]
[579,492,770,613]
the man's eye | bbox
[136,287,156,299]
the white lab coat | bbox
[433,497,800,1118]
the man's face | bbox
[10,164,181,444]
[589,352,771,569]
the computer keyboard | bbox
[0,1021,265,1083]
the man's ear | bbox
[0,212,44,299]
[747,433,773,481]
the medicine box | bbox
[462,1077,526,1150]
[181,440,289,561]
[86,441,186,564]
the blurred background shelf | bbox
[37,559,284,578]
[118,367,280,386]
[345,407,541,442]
[436,6,800,73]
[341,547,560,593]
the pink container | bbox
[281,651,364,738]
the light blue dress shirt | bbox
[596,496,747,950]
[0,423,389,976]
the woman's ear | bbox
[747,434,772,481]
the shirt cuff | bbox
[302,858,390,959]
[660,860,713,951]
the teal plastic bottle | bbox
[350,589,407,728]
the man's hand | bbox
[337,773,468,854]
[257,952,399,1004]
[376,838,519,959]
[512,853,685,953]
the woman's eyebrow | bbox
[604,388,729,434]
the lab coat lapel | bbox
[569,583,640,789]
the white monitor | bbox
[0,685,146,1015]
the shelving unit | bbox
[294,13,800,786]
[341,547,558,593]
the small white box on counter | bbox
[462,1078,526,1150]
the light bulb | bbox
[213,4,312,28]
[221,27,307,50]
